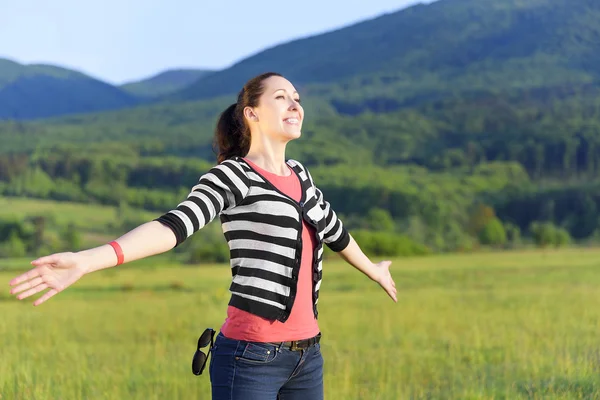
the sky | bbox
[0,0,429,85]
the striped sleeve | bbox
[155,159,250,247]
[314,185,350,253]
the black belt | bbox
[267,332,321,351]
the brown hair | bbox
[213,72,283,163]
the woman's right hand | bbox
[8,252,88,306]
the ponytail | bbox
[213,103,250,164]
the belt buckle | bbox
[290,341,301,351]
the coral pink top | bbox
[219,158,320,342]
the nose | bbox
[288,100,299,111]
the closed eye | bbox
[276,95,301,104]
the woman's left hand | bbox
[371,260,397,302]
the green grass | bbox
[1,248,600,399]
[0,196,158,229]
[0,196,163,248]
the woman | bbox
[8,72,397,399]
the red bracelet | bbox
[108,241,124,266]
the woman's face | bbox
[246,75,304,141]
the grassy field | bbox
[0,197,158,228]
[1,248,600,399]
[0,196,162,249]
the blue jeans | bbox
[209,332,324,400]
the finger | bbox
[385,279,396,291]
[387,283,397,301]
[388,289,397,302]
[33,289,58,306]
[31,254,61,266]
[10,277,44,295]
[382,281,395,295]
[16,283,48,300]
[383,285,393,299]
[9,268,41,286]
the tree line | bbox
[3,80,600,257]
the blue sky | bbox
[0,0,429,84]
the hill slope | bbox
[170,0,600,103]
[0,58,89,87]
[0,58,141,120]
[120,69,215,98]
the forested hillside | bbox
[120,69,215,98]
[2,0,600,258]
[171,0,600,103]
[0,58,142,119]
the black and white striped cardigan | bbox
[155,156,350,322]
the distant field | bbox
[2,248,600,399]
[0,196,159,228]
[0,196,163,248]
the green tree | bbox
[467,204,497,238]
[529,222,571,248]
[364,208,395,232]
[0,232,27,257]
[62,223,82,251]
[503,222,521,245]
[479,218,507,246]
[350,230,430,257]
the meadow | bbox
[0,197,156,227]
[1,248,600,399]
[0,197,160,246]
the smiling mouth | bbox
[284,118,300,125]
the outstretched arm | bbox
[312,182,397,303]
[71,220,177,274]
[9,221,177,306]
[337,234,397,303]
[9,159,250,306]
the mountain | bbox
[4,0,600,119]
[0,58,88,86]
[120,69,215,98]
[0,58,141,120]
[169,0,600,106]
[5,0,600,249]
[4,0,600,167]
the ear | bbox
[243,107,258,122]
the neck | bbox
[244,136,289,176]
